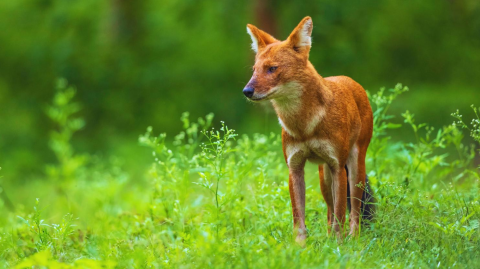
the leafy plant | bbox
[451,104,480,175]
[367,83,408,179]
[15,199,77,258]
[45,78,87,183]
[197,121,237,228]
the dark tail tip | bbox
[346,167,376,223]
[361,175,376,222]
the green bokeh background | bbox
[1,0,479,178]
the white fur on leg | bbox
[346,145,359,188]
[279,117,297,138]
[285,143,307,168]
[305,108,326,135]
[346,144,360,235]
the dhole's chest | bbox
[285,139,339,168]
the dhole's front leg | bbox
[288,163,306,245]
[329,164,348,239]
[319,165,334,233]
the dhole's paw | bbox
[349,224,360,237]
[295,234,307,247]
[348,230,359,238]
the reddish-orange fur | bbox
[244,17,373,243]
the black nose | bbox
[243,87,254,98]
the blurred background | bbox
[1,0,479,179]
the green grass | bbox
[0,83,479,268]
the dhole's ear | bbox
[287,16,313,54]
[246,24,278,53]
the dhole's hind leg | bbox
[346,145,366,236]
[319,165,334,234]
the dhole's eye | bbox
[268,66,278,73]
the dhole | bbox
[243,16,374,243]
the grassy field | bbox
[1,84,479,268]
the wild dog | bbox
[243,16,374,243]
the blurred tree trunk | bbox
[255,0,277,36]
[109,0,144,46]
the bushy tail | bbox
[346,167,376,222]
[359,175,375,221]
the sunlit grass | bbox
[0,83,479,268]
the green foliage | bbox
[367,84,408,178]
[15,199,75,255]
[198,121,238,218]
[452,105,480,175]
[1,1,480,179]
[45,78,87,183]
[1,85,479,268]
[15,249,115,269]
[452,105,480,148]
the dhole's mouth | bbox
[248,88,279,102]
[249,96,267,101]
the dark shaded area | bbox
[346,166,376,222]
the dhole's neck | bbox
[271,65,330,139]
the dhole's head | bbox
[243,16,313,101]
